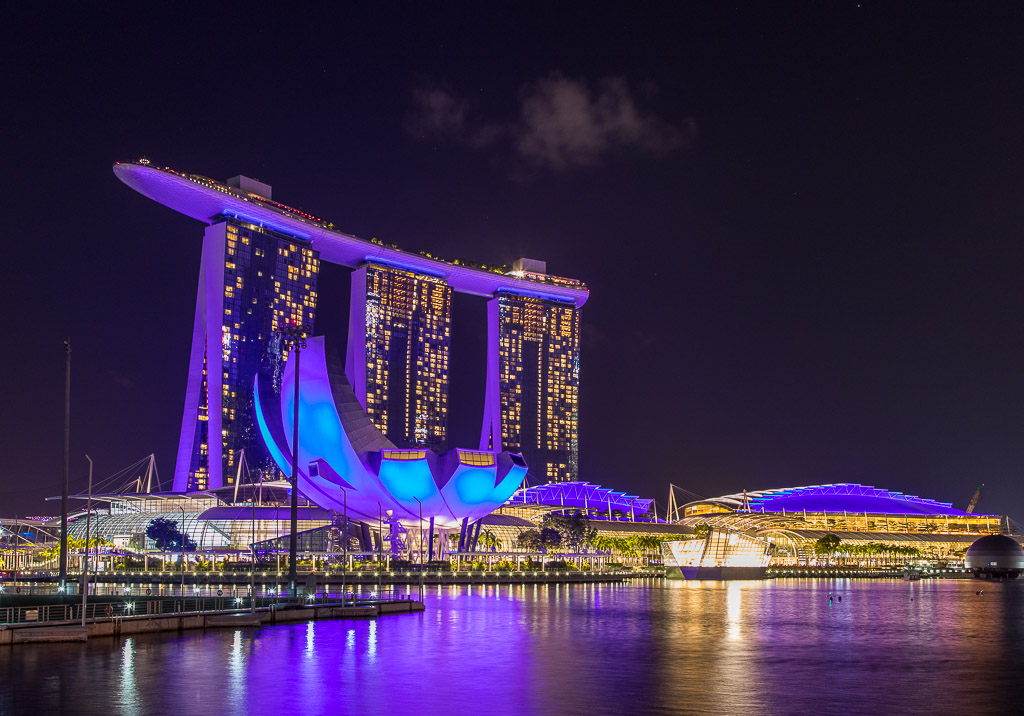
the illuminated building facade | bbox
[114,161,589,509]
[174,218,319,491]
[673,483,1012,565]
[346,263,451,451]
[481,285,581,482]
[661,531,773,579]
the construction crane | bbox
[966,484,984,514]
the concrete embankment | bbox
[7,571,654,596]
[0,600,424,646]
[767,567,973,579]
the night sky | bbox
[3,3,1024,521]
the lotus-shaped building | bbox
[254,336,528,527]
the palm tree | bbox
[814,534,842,565]
[478,530,502,552]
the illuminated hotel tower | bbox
[174,187,319,491]
[113,161,588,492]
[345,263,452,451]
[480,260,581,482]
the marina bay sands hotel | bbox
[114,161,588,494]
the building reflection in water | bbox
[118,636,140,716]
[2,582,1024,715]
[227,629,246,709]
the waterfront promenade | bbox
[0,590,424,645]
[2,579,1022,715]
[2,568,656,596]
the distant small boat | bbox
[902,570,922,581]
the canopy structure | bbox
[683,483,990,517]
[505,481,654,516]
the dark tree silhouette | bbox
[146,517,197,556]
[517,529,543,551]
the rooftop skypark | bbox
[114,160,588,305]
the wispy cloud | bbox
[408,74,694,172]
[407,85,468,137]
[514,74,689,170]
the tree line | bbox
[813,534,923,563]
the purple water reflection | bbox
[2,580,1023,715]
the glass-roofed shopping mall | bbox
[672,483,1015,564]
[4,480,1018,573]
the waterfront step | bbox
[12,626,89,643]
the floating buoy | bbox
[146,588,152,596]
[15,587,21,594]
[217,589,223,596]
[105,604,113,616]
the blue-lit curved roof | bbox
[686,483,987,517]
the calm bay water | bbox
[2,578,1023,715]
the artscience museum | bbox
[254,336,528,530]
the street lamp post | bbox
[412,496,424,603]
[337,485,347,605]
[250,480,256,615]
[275,322,310,601]
[377,502,383,595]
[59,339,71,587]
[81,455,93,626]
[178,505,186,598]
[12,517,18,586]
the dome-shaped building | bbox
[965,535,1024,578]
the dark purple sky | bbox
[3,3,1024,520]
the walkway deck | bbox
[0,598,423,645]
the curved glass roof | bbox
[686,483,982,517]
[68,511,330,550]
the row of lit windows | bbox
[458,450,495,466]
[190,221,320,487]
[382,450,427,461]
[363,265,452,447]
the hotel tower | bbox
[113,162,587,491]
[174,180,320,491]
[346,263,452,451]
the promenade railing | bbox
[0,588,412,626]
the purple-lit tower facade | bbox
[480,260,581,482]
[174,210,319,491]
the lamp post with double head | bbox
[81,455,92,626]
[275,321,311,601]
[178,505,187,598]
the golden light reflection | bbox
[118,637,140,716]
[726,581,742,641]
